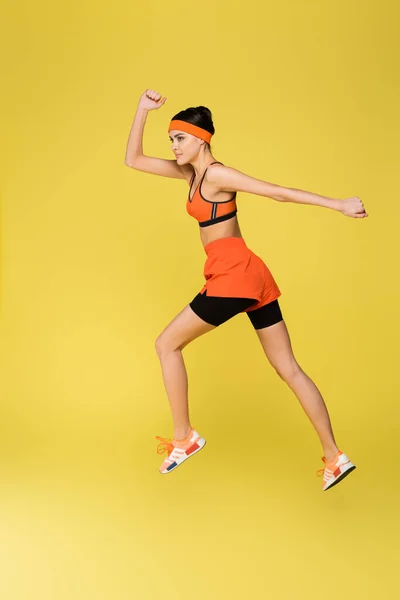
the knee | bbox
[274,360,302,382]
[155,335,183,357]
[155,335,167,357]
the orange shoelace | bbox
[155,436,175,457]
[316,451,342,477]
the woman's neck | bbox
[191,155,217,178]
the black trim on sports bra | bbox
[199,209,238,228]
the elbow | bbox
[260,182,286,202]
[125,155,144,169]
[125,159,137,169]
[272,186,289,202]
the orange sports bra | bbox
[186,161,237,228]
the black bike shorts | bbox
[189,290,283,329]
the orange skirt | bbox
[199,237,281,312]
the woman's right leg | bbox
[247,304,340,462]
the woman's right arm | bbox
[124,90,188,180]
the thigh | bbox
[190,290,257,328]
[253,318,299,376]
[156,303,217,353]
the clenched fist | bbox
[138,89,167,111]
[340,196,368,218]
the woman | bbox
[125,89,367,490]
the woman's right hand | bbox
[340,196,368,218]
[138,89,167,111]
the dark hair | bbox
[171,106,215,149]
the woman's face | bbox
[169,130,201,164]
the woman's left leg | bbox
[253,319,340,462]
[156,293,256,441]
[155,304,217,441]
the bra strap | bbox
[202,161,223,178]
[189,161,223,192]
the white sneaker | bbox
[316,450,356,491]
[155,428,206,474]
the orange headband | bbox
[168,119,213,144]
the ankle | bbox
[324,447,341,463]
[174,426,193,441]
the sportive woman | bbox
[125,89,367,490]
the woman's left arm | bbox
[208,165,368,218]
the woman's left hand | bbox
[340,196,368,218]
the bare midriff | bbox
[199,216,243,247]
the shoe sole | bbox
[159,438,207,474]
[323,464,356,491]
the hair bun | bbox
[197,106,212,118]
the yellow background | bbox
[1,0,399,598]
